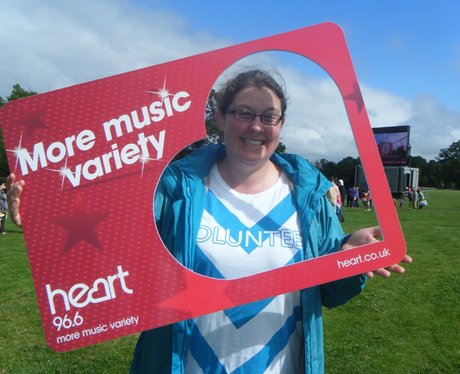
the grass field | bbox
[325,189,460,373]
[0,189,459,373]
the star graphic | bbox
[53,198,108,253]
[344,81,365,113]
[20,108,48,137]
[158,272,233,316]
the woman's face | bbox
[217,86,285,167]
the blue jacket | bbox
[130,144,366,373]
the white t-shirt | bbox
[186,164,304,374]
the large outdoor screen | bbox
[373,125,410,165]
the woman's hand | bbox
[5,173,25,227]
[342,226,412,278]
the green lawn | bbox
[324,189,460,373]
[0,189,459,373]
[0,221,138,373]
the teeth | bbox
[242,138,263,145]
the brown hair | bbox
[216,69,288,115]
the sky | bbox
[1,0,459,162]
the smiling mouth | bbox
[241,137,264,145]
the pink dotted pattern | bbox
[0,23,405,352]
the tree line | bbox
[0,84,459,189]
[312,148,460,190]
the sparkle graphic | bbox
[47,157,72,190]
[139,153,158,177]
[7,132,28,172]
[145,76,175,103]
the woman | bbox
[7,69,411,373]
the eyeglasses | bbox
[225,109,283,126]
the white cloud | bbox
[215,52,460,163]
[360,88,460,162]
[1,1,458,163]
[361,86,412,126]
[282,74,460,162]
[408,95,460,160]
[0,0,227,97]
[281,70,356,162]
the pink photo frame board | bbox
[0,22,406,351]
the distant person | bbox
[336,180,346,222]
[362,191,372,212]
[352,186,360,207]
[392,192,403,208]
[417,188,427,209]
[337,179,346,206]
[0,182,7,235]
[407,187,414,209]
[408,187,417,209]
[327,177,343,221]
[326,177,340,209]
[346,185,355,208]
